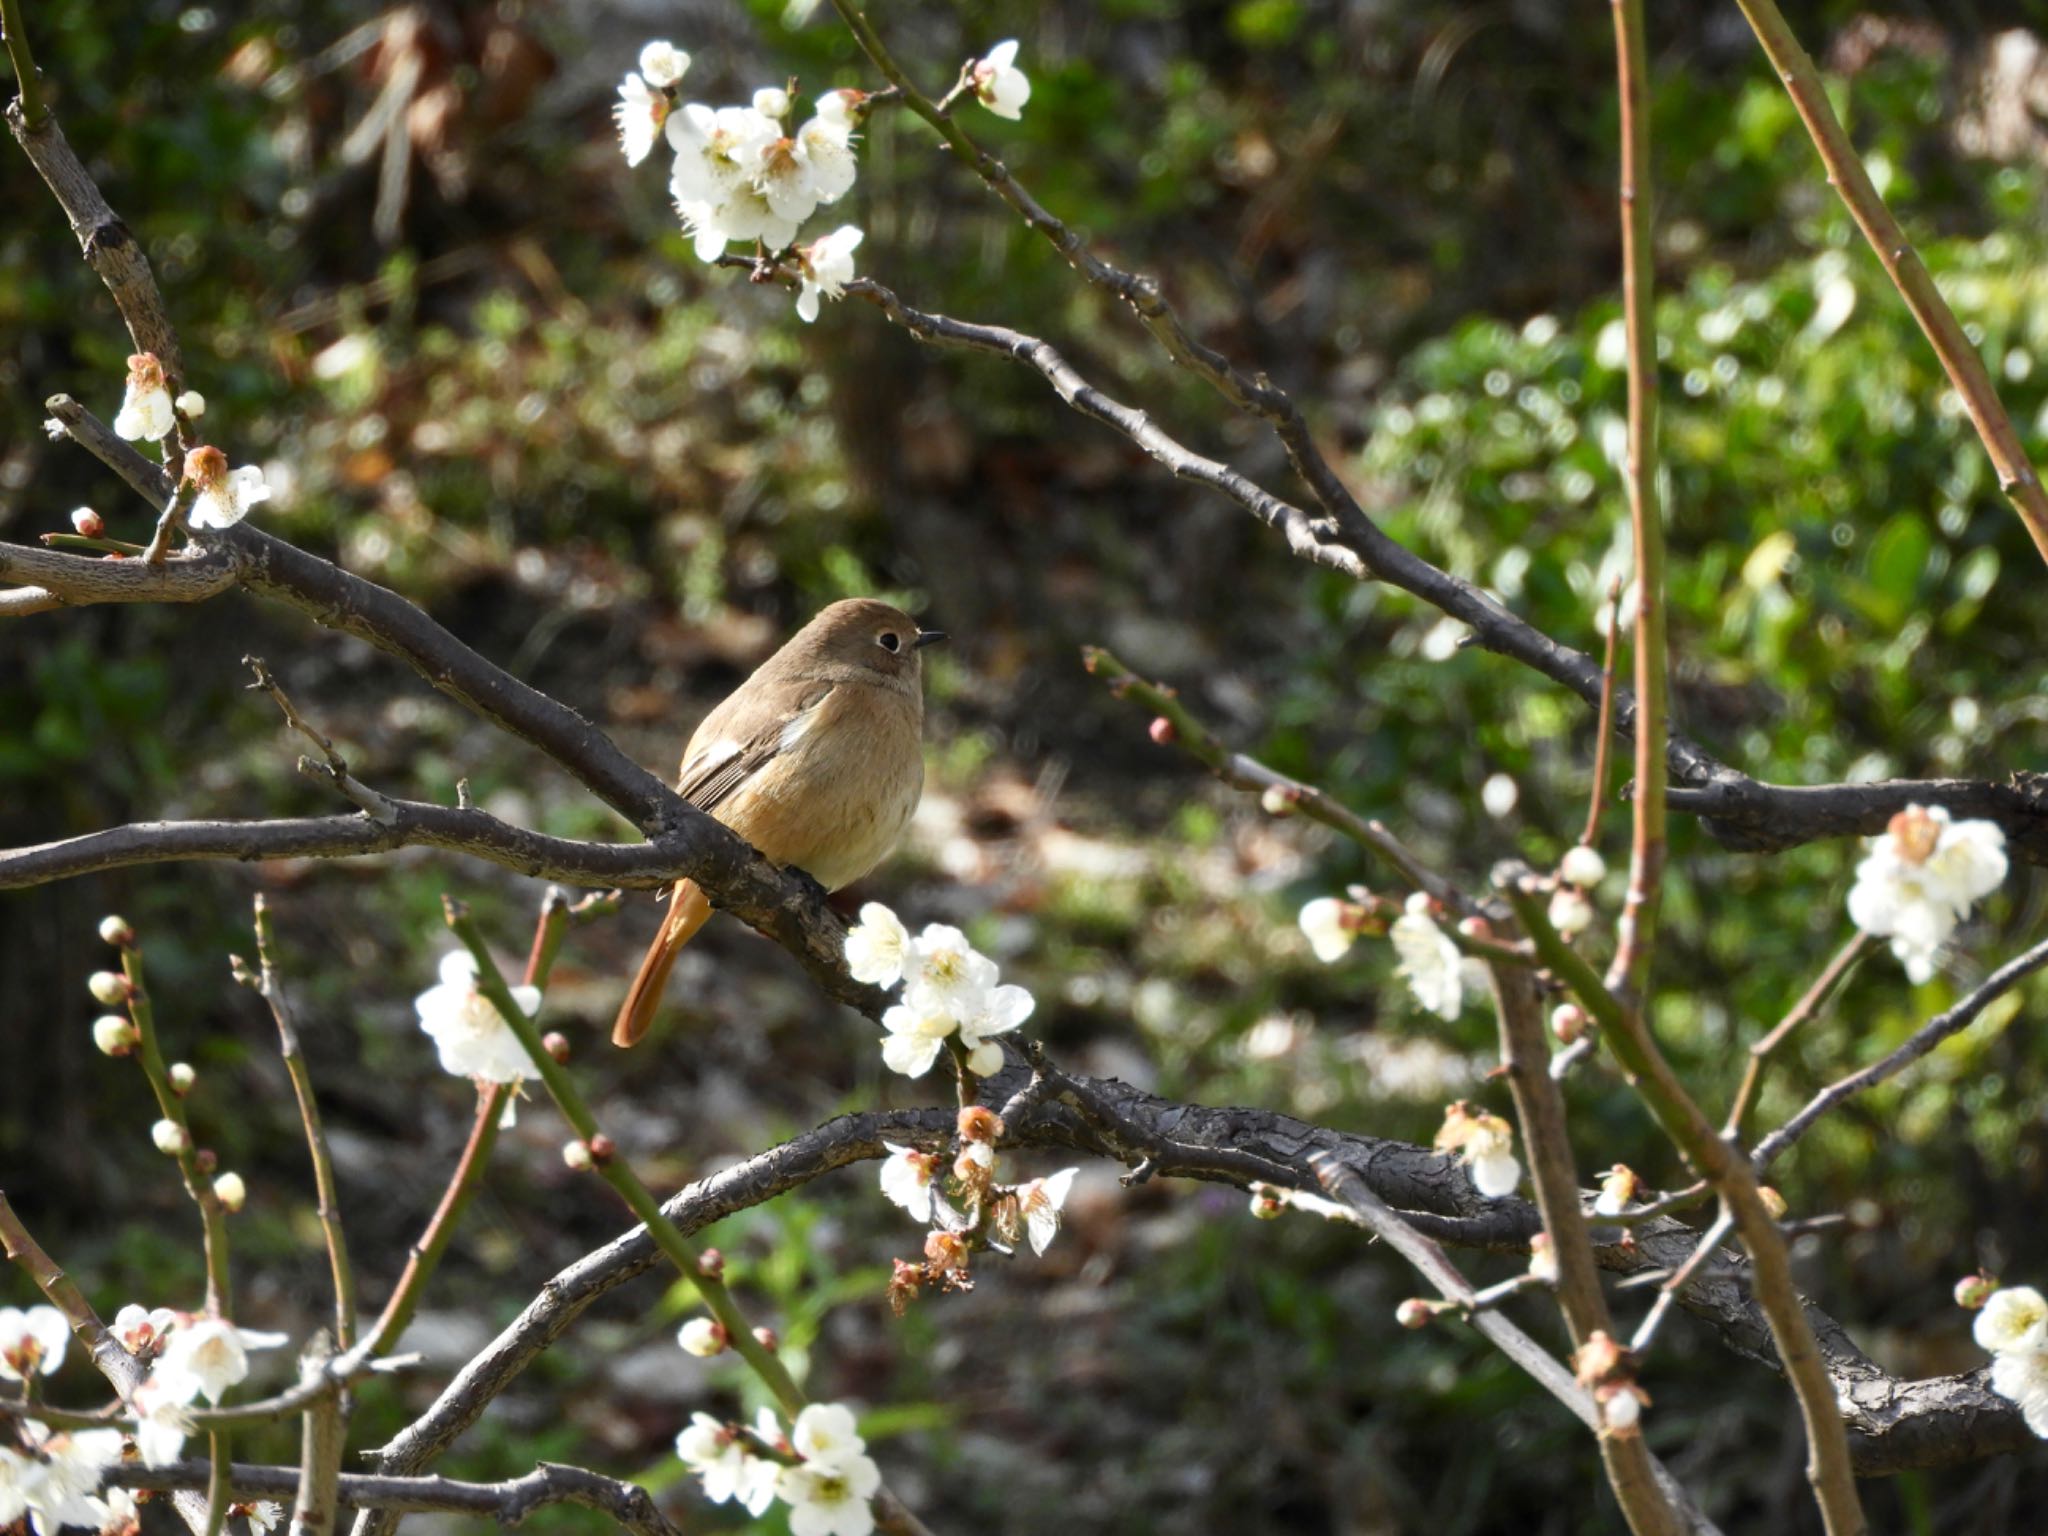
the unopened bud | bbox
[1259,784,1297,816]
[174,390,206,419]
[562,1140,593,1171]
[752,1326,778,1353]
[1550,1003,1587,1044]
[1456,915,1494,941]
[698,1248,726,1281]
[1396,1298,1433,1330]
[168,1062,197,1096]
[1560,845,1607,889]
[97,914,135,947]
[151,1120,191,1157]
[1148,716,1176,745]
[1955,1273,1997,1310]
[956,1105,1003,1145]
[1248,1185,1286,1220]
[586,1134,616,1165]
[88,971,130,1006]
[1600,1384,1645,1434]
[1757,1185,1788,1220]
[93,1015,139,1056]
[676,1317,727,1357]
[194,1147,218,1175]
[541,1031,571,1063]
[71,507,105,538]
[1528,1231,1560,1282]
[212,1172,247,1212]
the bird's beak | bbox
[913,629,948,649]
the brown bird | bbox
[612,598,943,1047]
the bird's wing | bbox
[674,682,836,811]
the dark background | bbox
[5,1,2048,1530]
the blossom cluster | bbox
[1300,890,1478,1021]
[676,1401,883,1536]
[842,904,1033,1078]
[0,1305,284,1531]
[110,354,269,530]
[1967,1280,2048,1437]
[611,37,1028,322]
[1846,804,2008,982]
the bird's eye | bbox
[878,632,901,652]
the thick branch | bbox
[115,1460,682,1536]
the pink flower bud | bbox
[1396,1298,1433,1330]
[586,1134,616,1165]
[1550,1003,1586,1044]
[71,507,105,538]
[1148,716,1176,745]
[542,1031,571,1063]
[1954,1273,1997,1310]
[752,1326,778,1352]
[698,1248,726,1281]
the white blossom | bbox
[614,73,668,167]
[183,448,272,530]
[790,1403,866,1467]
[843,903,909,987]
[244,1502,283,1534]
[0,1306,70,1381]
[113,355,175,442]
[879,1002,954,1079]
[12,1423,123,1536]
[775,1454,881,1536]
[900,924,997,1020]
[675,1413,777,1515]
[796,109,858,203]
[1990,1349,2048,1437]
[150,1120,190,1157]
[112,1305,177,1358]
[1436,1103,1520,1200]
[1018,1167,1078,1255]
[969,39,1031,120]
[1391,894,1463,1020]
[752,86,791,120]
[1297,896,1357,963]
[1560,845,1607,888]
[94,1486,140,1536]
[795,224,862,323]
[638,41,689,89]
[668,104,782,260]
[174,390,206,419]
[1601,1386,1645,1433]
[414,951,543,1086]
[1847,805,2008,983]
[152,1317,286,1406]
[957,982,1032,1076]
[878,1143,937,1222]
[1975,1285,2048,1355]
[131,1384,194,1467]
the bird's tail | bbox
[611,880,716,1047]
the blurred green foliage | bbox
[4,3,2048,1533]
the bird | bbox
[611,597,944,1047]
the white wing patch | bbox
[685,738,742,780]
[778,698,825,754]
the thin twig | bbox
[1752,933,2048,1172]
[1724,932,1870,1141]
[1499,868,1868,1534]
[0,1194,143,1396]
[243,895,357,1347]
[1730,0,2048,567]
[1607,0,1667,1008]
[1486,958,1685,1535]
[122,941,233,1316]
[0,0,48,130]
[243,656,398,822]
[1306,1155,1719,1535]
[1631,1211,1735,1355]
[1584,577,1625,847]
